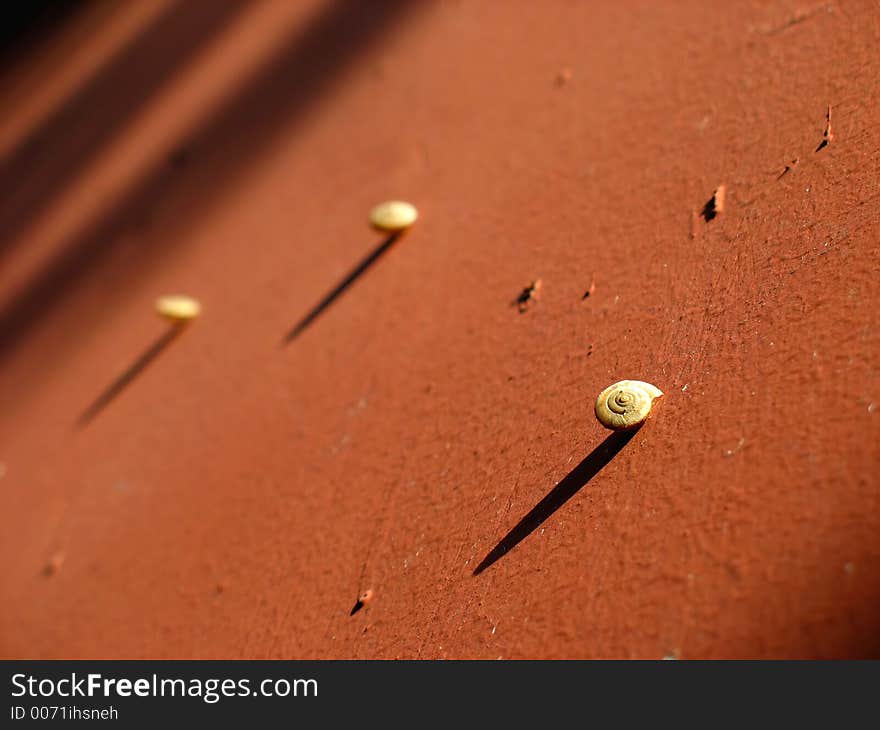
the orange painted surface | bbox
[1,0,878,659]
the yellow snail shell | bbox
[368,200,418,233]
[595,380,663,431]
[155,294,201,322]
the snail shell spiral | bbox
[595,380,663,431]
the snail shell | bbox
[595,380,663,431]
[155,294,201,322]
[368,200,418,233]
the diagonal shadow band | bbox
[0,0,248,259]
[282,231,401,344]
[0,0,417,370]
[76,322,186,427]
[472,428,639,575]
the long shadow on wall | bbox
[76,319,188,427]
[473,429,638,575]
[0,0,419,368]
[282,232,403,345]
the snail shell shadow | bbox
[282,232,401,345]
[472,429,638,576]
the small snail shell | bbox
[155,294,201,323]
[368,200,418,233]
[595,380,663,431]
